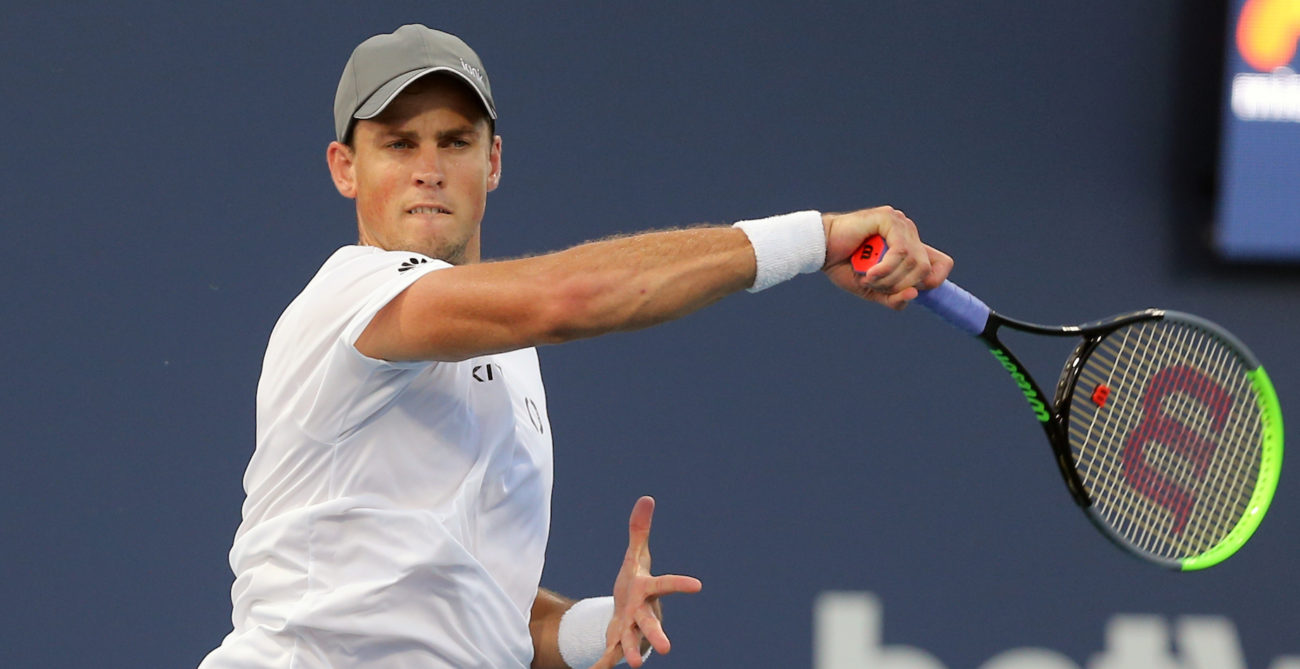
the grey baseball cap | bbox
[334,24,496,143]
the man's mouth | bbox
[407,206,451,215]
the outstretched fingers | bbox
[626,495,655,550]
[600,496,703,667]
[634,605,668,653]
[644,573,704,598]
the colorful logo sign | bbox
[1237,0,1300,71]
[1232,0,1300,122]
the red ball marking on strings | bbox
[1091,384,1112,407]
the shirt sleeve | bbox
[337,254,448,364]
[290,248,450,442]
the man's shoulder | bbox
[310,245,449,286]
[274,245,450,340]
[273,246,385,329]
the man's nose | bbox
[413,148,444,186]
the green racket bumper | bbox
[1180,366,1284,571]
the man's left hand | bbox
[590,496,703,669]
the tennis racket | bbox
[853,235,1283,570]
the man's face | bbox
[327,75,501,264]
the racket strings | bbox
[1077,328,1246,557]
[1097,324,1261,556]
[1065,319,1263,560]
[1078,324,1260,557]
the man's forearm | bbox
[360,225,759,362]
[529,226,756,341]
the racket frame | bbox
[977,307,1282,570]
[850,234,1281,569]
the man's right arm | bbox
[355,207,949,363]
[357,225,756,362]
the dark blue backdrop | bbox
[3,2,1296,667]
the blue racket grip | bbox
[851,235,990,336]
[913,281,990,336]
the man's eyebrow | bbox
[375,124,480,141]
[435,125,480,140]
[374,126,418,141]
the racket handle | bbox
[851,235,990,336]
[913,281,990,336]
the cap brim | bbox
[353,67,497,122]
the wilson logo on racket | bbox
[1122,365,1233,536]
[990,348,1050,422]
[851,238,886,272]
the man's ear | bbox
[326,141,358,199]
[487,135,502,192]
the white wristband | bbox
[732,210,826,292]
[557,596,651,668]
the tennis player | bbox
[198,24,951,669]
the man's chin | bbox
[398,240,468,265]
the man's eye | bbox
[387,140,412,149]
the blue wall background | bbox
[2,1,1296,667]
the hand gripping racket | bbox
[853,236,1283,570]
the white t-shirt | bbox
[199,246,554,669]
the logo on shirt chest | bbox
[472,363,498,382]
[525,397,545,434]
[472,362,545,434]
